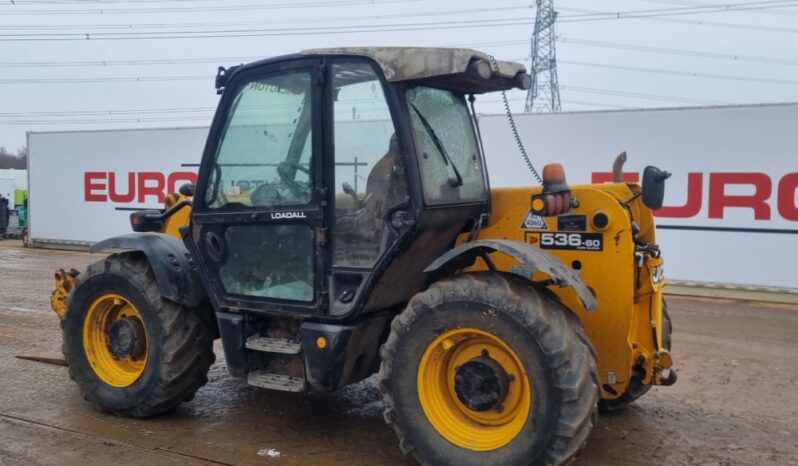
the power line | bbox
[4,1,798,41]
[0,75,210,83]
[559,5,798,33]
[0,106,215,117]
[0,5,534,31]
[0,0,423,15]
[0,42,525,74]
[0,101,629,125]
[3,36,796,72]
[557,37,798,67]
[560,59,798,86]
[0,116,214,125]
[632,0,798,17]
[561,86,731,105]
[559,99,634,110]
[0,55,262,68]
[0,93,630,123]
[10,0,232,3]
[9,0,240,3]
[639,12,798,33]
[6,0,795,17]
[0,39,528,68]
[558,0,798,22]
[0,17,538,41]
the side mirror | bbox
[641,166,671,209]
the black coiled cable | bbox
[489,55,543,184]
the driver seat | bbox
[333,134,406,267]
[361,133,406,231]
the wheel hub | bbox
[416,327,532,451]
[454,354,510,412]
[84,293,148,387]
[109,316,146,359]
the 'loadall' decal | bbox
[270,211,308,220]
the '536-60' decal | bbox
[529,232,604,251]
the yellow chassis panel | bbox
[162,193,192,238]
[462,183,672,400]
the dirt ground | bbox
[0,240,796,466]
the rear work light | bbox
[530,163,575,217]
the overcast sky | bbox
[1,0,797,150]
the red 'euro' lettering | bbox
[84,172,106,202]
[108,172,136,203]
[137,172,166,204]
[708,172,771,220]
[655,173,703,218]
[777,173,798,221]
[83,170,199,204]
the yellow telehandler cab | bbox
[52,47,675,466]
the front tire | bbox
[62,253,215,417]
[379,273,599,466]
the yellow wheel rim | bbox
[417,327,532,451]
[83,293,148,387]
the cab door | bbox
[190,59,325,314]
[326,59,412,316]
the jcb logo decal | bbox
[652,264,665,284]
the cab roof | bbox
[217,47,530,95]
[302,47,529,93]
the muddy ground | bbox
[0,240,796,466]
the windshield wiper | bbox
[411,104,463,187]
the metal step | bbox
[245,336,301,354]
[247,371,306,392]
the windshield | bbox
[406,86,487,205]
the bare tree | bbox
[0,146,27,169]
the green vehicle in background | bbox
[15,189,28,230]
[15,188,26,208]
[17,204,27,230]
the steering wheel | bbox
[277,162,310,199]
[250,183,282,206]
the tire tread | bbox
[62,252,215,418]
[378,272,599,466]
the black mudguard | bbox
[424,239,598,311]
[91,233,207,308]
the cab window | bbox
[406,86,487,205]
[205,71,313,209]
[331,61,407,268]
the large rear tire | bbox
[379,273,599,466]
[62,253,215,417]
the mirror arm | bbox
[621,189,642,208]
[142,200,192,223]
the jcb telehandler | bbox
[51,48,675,466]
